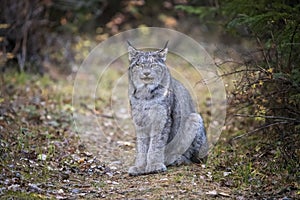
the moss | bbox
[0,191,49,200]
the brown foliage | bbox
[0,0,50,72]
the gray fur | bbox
[127,42,208,176]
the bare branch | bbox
[234,114,300,123]
[256,36,271,69]
[287,23,299,70]
[230,121,290,142]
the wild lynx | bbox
[127,42,208,176]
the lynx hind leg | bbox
[184,113,209,163]
[165,113,204,166]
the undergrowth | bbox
[209,130,299,198]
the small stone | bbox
[206,190,218,196]
[57,189,64,194]
[71,188,80,194]
[223,171,231,177]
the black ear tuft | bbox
[127,41,138,62]
[157,41,169,62]
[162,41,169,50]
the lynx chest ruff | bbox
[130,88,173,128]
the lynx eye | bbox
[151,64,159,69]
[135,63,142,69]
[132,63,142,72]
[135,61,143,67]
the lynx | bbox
[127,41,208,176]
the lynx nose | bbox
[143,71,151,76]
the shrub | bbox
[178,0,300,174]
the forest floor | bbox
[0,72,298,200]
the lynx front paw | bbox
[146,163,167,174]
[128,166,146,176]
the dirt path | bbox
[74,107,232,199]
[70,115,232,199]
[98,165,232,199]
[71,65,233,199]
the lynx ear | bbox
[157,41,168,62]
[127,41,138,62]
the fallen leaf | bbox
[219,191,230,197]
[206,190,218,196]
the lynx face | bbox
[128,44,168,89]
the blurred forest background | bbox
[0,0,299,199]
